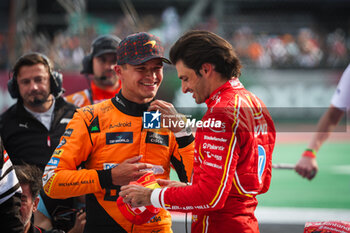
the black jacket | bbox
[0,190,23,233]
[28,224,65,233]
[0,97,76,171]
[28,224,45,233]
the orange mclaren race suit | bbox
[43,92,194,233]
[65,80,122,107]
[150,79,276,233]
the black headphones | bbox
[81,54,93,75]
[7,52,64,99]
[81,34,121,75]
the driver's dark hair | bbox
[169,30,242,79]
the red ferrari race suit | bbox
[43,92,194,233]
[65,80,121,107]
[151,79,276,233]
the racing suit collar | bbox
[205,78,243,106]
[112,91,151,117]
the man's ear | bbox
[114,65,122,76]
[33,197,40,213]
[200,63,212,76]
[114,65,124,82]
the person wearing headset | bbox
[0,52,83,233]
[65,35,122,107]
[0,52,76,170]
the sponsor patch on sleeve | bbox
[63,128,73,137]
[103,163,118,170]
[52,149,64,157]
[56,138,66,149]
[47,157,60,166]
[42,170,55,186]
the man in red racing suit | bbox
[120,30,276,233]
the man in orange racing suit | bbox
[120,30,276,233]
[43,32,194,233]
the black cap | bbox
[117,32,171,65]
[91,35,121,57]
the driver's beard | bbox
[96,76,116,87]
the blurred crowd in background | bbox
[0,5,348,72]
[231,26,348,69]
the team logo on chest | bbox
[106,132,133,144]
[109,121,132,129]
[89,117,100,133]
[145,132,169,147]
